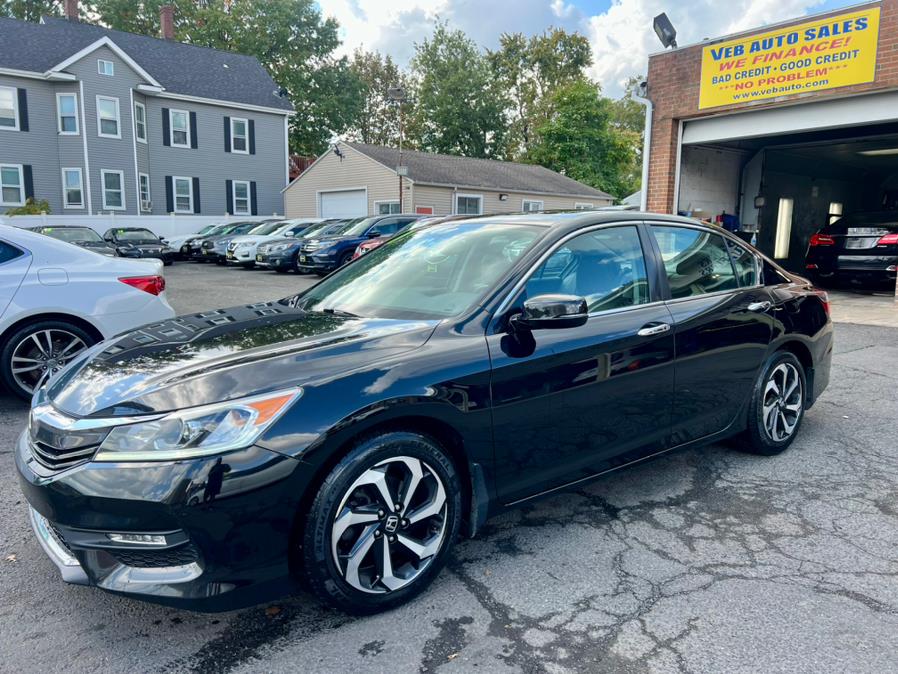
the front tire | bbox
[735,351,806,456]
[301,431,462,614]
[1,320,96,401]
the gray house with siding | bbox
[0,11,292,217]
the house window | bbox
[232,180,250,215]
[574,202,594,210]
[101,170,125,210]
[376,201,400,215]
[828,201,843,225]
[96,96,120,138]
[0,86,18,130]
[231,117,248,154]
[57,93,78,135]
[456,194,482,215]
[173,176,193,213]
[134,102,147,143]
[62,168,84,208]
[139,173,151,210]
[0,164,24,206]
[98,59,115,76]
[522,199,543,212]
[169,109,190,147]
[774,197,794,260]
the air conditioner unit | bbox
[141,200,152,212]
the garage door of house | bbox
[320,190,367,218]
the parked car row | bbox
[28,226,176,264]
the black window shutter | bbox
[164,176,173,213]
[17,89,28,132]
[23,165,34,200]
[161,108,170,146]
[189,112,198,149]
[250,181,258,215]
[192,177,201,214]
[223,116,231,153]
[248,120,256,155]
[225,179,233,215]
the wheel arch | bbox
[773,338,815,405]
[0,312,103,350]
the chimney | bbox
[160,4,175,40]
[64,0,79,21]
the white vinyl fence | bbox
[0,213,282,239]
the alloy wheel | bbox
[10,328,87,395]
[331,455,448,594]
[762,362,803,442]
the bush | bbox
[6,198,51,216]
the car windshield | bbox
[42,228,103,243]
[116,229,159,243]
[273,220,312,237]
[341,216,386,237]
[197,224,220,236]
[248,221,287,236]
[291,222,544,320]
[317,219,362,237]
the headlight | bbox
[94,388,301,462]
[236,242,252,249]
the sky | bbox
[315,0,864,97]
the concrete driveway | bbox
[1,264,896,673]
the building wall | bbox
[678,146,748,220]
[284,144,403,217]
[645,0,898,213]
[412,185,611,214]
[1,46,289,216]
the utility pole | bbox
[387,86,407,213]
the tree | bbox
[489,28,592,158]
[528,80,639,200]
[610,76,646,135]
[410,21,508,158]
[6,197,51,215]
[93,0,361,156]
[346,50,412,148]
[0,0,65,22]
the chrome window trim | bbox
[492,220,648,320]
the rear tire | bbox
[734,351,806,456]
[1,320,96,401]
[301,431,462,614]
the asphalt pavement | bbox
[1,263,897,673]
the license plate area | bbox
[845,237,878,249]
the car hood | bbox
[47,303,439,417]
[229,234,269,245]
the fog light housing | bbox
[106,533,168,546]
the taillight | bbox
[809,232,835,246]
[876,232,898,245]
[812,288,830,316]
[119,275,165,296]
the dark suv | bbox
[297,214,420,275]
[805,211,898,288]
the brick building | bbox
[643,0,898,272]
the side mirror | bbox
[283,231,294,237]
[367,230,381,238]
[104,235,113,242]
[510,294,588,331]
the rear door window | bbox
[0,240,24,264]
[726,239,760,287]
[651,225,738,299]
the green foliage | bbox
[0,0,63,22]
[528,80,639,200]
[92,0,362,156]
[6,198,51,215]
[410,22,508,159]
[346,50,412,148]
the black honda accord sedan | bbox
[18,212,832,614]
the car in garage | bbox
[805,211,898,289]
[255,219,358,273]
[0,225,174,400]
[103,227,176,265]
[27,226,118,257]
[226,219,320,268]
[17,212,832,614]
[297,214,421,275]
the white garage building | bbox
[283,142,614,218]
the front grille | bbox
[227,242,238,252]
[111,542,199,568]
[47,520,76,557]
[202,241,213,249]
[30,440,99,470]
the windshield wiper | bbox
[321,307,361,318]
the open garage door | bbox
[320,189,367,218]
[676,118,898,276]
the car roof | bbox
[443,210,704,234]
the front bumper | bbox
[255,251,295,269]
[16,431,306,611]
[807,253,898,286]
[296,251,336,272]
[227,248,256,265]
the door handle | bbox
[747,301,772,312]
[637,322,671,337]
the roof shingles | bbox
[345,142,612,199]
[0,16,292,111]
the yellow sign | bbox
[699,7,880,109]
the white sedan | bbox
[0,225,175,400]
[226,219,321,267]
